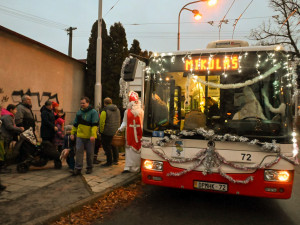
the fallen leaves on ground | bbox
[52,180,142,225]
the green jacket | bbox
[71,106,99,139]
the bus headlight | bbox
[264,170,290,182]
[143,160,163,171]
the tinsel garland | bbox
[119,57,131,109]
[162,128,282,153]
[142,128,299,184]
[218,168,254,184]
[195,64,281,89]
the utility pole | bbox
[95,0,102,109]
[66,27,77,57]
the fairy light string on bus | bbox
[146,48,297,97]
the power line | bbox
[104,0,122,18]
[0,4,69,30]
[74,30,251,38]
[120,16,275,26]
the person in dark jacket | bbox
[40,101,61,169]
[15,95,35,131]
[40,101,57,142]
[99,98,121,167]
[0,104,24,172]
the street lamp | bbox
[177,0,217,50]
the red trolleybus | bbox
[122,40,299,199]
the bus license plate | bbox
[194,181,228,192]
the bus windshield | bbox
[144,51,293,142]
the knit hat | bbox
[52,102,59,108]
[65,125,72,131]
[45,101,52,106]
[128,91,139,102]
[55,117,65,126]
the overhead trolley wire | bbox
[0,4,69,30]
[232,0,254,39]
[104,0,122,18]
[219,0,236,39]
[120,16,274,26]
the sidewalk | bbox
[0,150,140,225]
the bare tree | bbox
[249,0,299,57]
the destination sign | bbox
[185,55,239,71]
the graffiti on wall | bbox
[0,88,9,108]
[11,89,59,107]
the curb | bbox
[25,173,141,225]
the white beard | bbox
[128,101,143,117]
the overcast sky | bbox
[0,0,275,59]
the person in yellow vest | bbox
[99,98,120,167]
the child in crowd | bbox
[54,110,65,153]
[52,102,59,120]
[60,125,75,172]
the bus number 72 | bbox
[241,153,252,161]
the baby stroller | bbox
[14,128,61,173]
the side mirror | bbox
[124,58,139,81]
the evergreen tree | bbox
[129,39,142,55]
[109,22,128,107]
[85,19,111,105]
[140,50,153,59]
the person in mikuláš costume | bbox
[118,91,144,173]
[71,97,99,175]
[99,97,121,167]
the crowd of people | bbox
[0,91,144,192]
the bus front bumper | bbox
[141,160,294,199]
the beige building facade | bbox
[0,25,86,132]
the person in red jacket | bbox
[0,104,24,172]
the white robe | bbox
[119,109,144,172]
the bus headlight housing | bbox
[264,170,291,182]
[143,160,163,171]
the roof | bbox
[153,42,286,57]
[0,25,85,65]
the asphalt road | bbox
[94,167,300,225]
